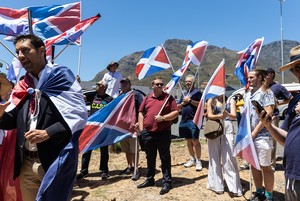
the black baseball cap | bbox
[120,77,131,85]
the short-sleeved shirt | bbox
[102,71,123,98]
[179,88,202,122]
[269,82,292,116]
[245,88,275,138]
[139,92,178,132]
[280,94,300,180]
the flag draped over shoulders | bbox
[4,63,88,201]
[0,130,22,201]
[79,91,136,153]
[35,64,88,201]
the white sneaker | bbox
[195,160,202,171]
[184,158,196,168]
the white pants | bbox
[207,121,242,194]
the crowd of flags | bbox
[0,1,267,200]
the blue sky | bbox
[0,0,300,81]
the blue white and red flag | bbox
[135,45,171,80]
[193,59,226,128]
[29,2,81,43]
[6,57,23,82]
[163,41,208,94]
[0,7,28,36]
[186,40,208,66]
[4,63,88,201]
[234,37,264,88]
[44,14,100,48]
[79,91,136,153]
[163,60,191,94]
[233,102,260,170]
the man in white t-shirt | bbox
[102,61,123,98]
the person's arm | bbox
[278,96,293,106]
[252,104,274,138]
[207,99,223,121]
[138,112,144,131]
[260,111,287,146]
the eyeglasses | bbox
[290,65,300,73]
[155,83,164,87]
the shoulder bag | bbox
[203,119,223,140]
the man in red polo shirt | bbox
[137,76,179,195]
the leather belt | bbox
[23,149,39,159]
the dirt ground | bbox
[71,139,285,201]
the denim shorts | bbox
[179,120,200,139]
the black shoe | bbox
[101,172,110,180]
[131,171,141,181]
[160,184,171,195]
[250,192,266,201]
[76,172,88,180]
[137,179,155,188]
[120,167,134,175]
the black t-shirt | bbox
[90,94,113,115]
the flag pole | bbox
[133,130,139,176]
[158,94,171,115]
[77,0,82,76]
[0,41,18,58]
[163,45,184,95]
[52,42,72,62]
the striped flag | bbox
[234,37,264,88]
[193,59,226,128]
[79,91,136,153]
[135,45,171,80]
[233,102,260,170]
[0,7,28,36]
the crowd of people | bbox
[1,34,300,201]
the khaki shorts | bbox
[254,137,273,167]
[120,137,139,153]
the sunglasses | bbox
[155,83,164,87]
[290,65,300,73]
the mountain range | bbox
[81,39,300,90]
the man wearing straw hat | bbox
[137,76,178,195]
[102,61,123,98]
[261,45,300,201]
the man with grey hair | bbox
[177,74,203,171]
[77,80,113,180]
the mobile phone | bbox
[251,100,271,121]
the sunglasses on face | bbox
[290,65,300,73]
[154,83,164,87]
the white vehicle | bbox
[228,83,300,119]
